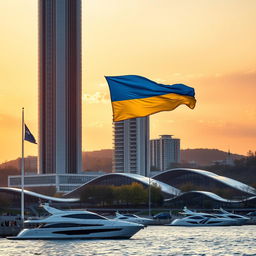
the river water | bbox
[0,225,255,256]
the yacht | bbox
[8,204,144,240]
[114,212,154,226]
[213,208,249,225]
[168,207,237,226]
[182,206,249,225]
[169,214,237,226]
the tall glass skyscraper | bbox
[38,0,82,174]
[113,117,150,177]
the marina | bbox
[1,225,255,256]
[7,205,144,240]
[1,205,255,238]
[0,0,256,255]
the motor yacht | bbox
[168,207,237,226]
[169,214,237,226]
[182,206,249,225]
[8,204,144,240]
[114,212,154,226]
[213,208,249,225]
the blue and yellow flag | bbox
[105,75,196,122]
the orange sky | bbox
[0,0,256,163]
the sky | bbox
[0,0,256,163]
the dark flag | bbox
[24,124,37,144]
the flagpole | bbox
[21,107,25,226]
[148,176,151,217]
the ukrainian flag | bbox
[105,75,196,122]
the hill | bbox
[82,148,244,169]
[82,149,112,172]
[0,148,252,188]
[0,156,37,172]
[180,148,244,166]
[0,148,244,172]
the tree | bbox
[129,183,147,205]
[150,184,164,206]
[179,182,196,192]
[79,182,164,207]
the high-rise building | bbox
[113,117,150,177]
[150,135,180,171]
[38,0,82,174]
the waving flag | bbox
[105,75,196,122]
[24,124,37,144]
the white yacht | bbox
[8,204,144,240]
[182,206,249,225]
[169,214,237,226]
[169,207,237,226]
[114,212,154,226]
[213,208,249,225]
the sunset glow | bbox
[0,0,256,163]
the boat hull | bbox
[169,218,237,226]
[8,225,143,240]
[169,223,233,226]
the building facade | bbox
[38,0,82,174]
[150,135,180,171]
[8,173,101,193]
[113,117,150,176]
[152,168,256,199]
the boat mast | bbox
[21,107,25,226]
[148,176,151,217]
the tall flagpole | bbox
[21,107,25,226]
[148,176,151,217]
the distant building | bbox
[225,150,235,166]
[113,117,150,177]
[8,173,102,193]
[24,156,37,173]
[150,135,180,171]
[38,0,82,174]
[212,155,235,167]
[212,150,235,167]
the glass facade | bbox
[38,0,82,175]
[8,174,99,192]
[154,169,251,199]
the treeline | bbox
[178,182,239,199]
[181,148,243,166]
[205,151,256,188]
[80,182,164,207]
[0,148,245,173]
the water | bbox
[0,226,255,256]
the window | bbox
[228,215,239,219]
[123,214,137,218]
[41,223,103,228]
[190,216,204,219]
[53,228,122,235]
[207,221,221,224]
[203,215,216,218]
[62,214,106,220]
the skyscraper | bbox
[38,0,82,174]
[150,135,180,171]
[113,117,150,177]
